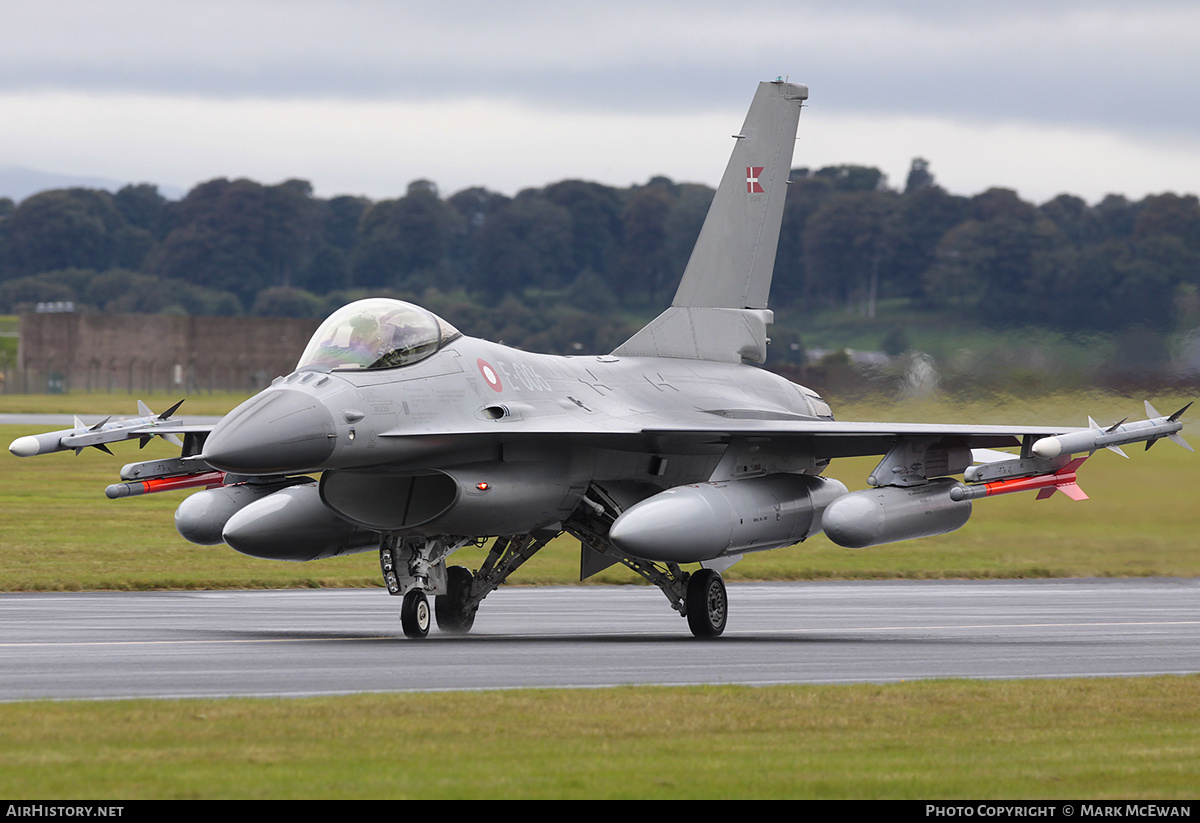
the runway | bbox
[1,579,1198,701]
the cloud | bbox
[5,2,1197,129]
[2,1,1197,203]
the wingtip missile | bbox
[8,401,194,457]
[1030,401,1191,459]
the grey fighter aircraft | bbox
[10,80,1192,638]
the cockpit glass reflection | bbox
[296,298,460,371]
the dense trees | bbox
[1,160,1198,358]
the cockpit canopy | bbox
[296,298,461,371]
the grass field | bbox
[2,389,1196,799]
[1,678,1197,799]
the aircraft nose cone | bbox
[204,389,336,474]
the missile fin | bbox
[1056,482,1088,501]
[1106,444,1129,458]
[1169,432,1193,452]
[163,432,184,447]
[159,399,185,420]
[1168,401,1193,423]
[1064,456,1089,472]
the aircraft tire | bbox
[435,565,476,634]
[685,568,727,638]
[401,589,431,639]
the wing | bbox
[640,417,1071,459]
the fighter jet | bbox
[9,80,1191,638]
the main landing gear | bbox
[568,487,730,639]
[379,514,732,639]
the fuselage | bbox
[206,333,831,475]
[201,330,834,538]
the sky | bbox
[2,0,1198,206]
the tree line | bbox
[1,160,1197,356]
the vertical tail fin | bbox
[614,80,807,363]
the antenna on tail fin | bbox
[613,80,808,364]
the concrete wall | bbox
[13,313,322,394]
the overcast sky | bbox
[3,0,1198,205]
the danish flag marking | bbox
[746,167,764,194]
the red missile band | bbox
[977,456,1089,501]
[106,471,226,499]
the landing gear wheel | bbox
[435,565,477,634]
[686,569,727,638]
[400,589,431,639]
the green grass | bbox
[1,677,1197,799]
[2,389,1197,590]
[0,391,249,417]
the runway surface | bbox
[2,579,1198,701]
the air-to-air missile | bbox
[8,400,188,457]
[6,399,229,499]
[946,402,1191,506]
[104,470,226,499]
[822,401,1192,549]
[1030,401,1192,459]
[944,402,1191,509]
[949,456,1090,502]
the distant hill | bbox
[0,165,183,203]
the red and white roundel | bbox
[477,358,503,392]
